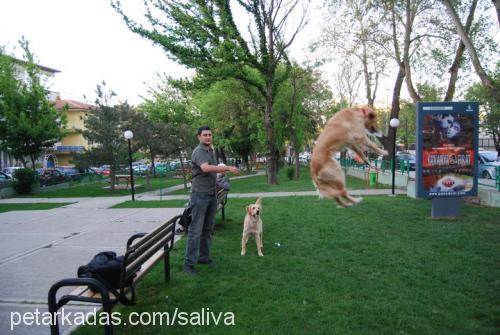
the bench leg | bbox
[221,206,225,222]
[164,245,170,282]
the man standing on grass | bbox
[184,126,240,274]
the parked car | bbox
[2,166,22,178]
[396,152,416,170]
[38,169,66,186]
[79,167,98,175]
[55,167,81,180]
[0,171,12,188]
[132,163,150,175]
[478,151,499,179]
[97,165,111,176]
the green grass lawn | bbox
[169,167,376,195]
[20,176,185,198]
[73,196,499,335]
[0,202,72,212]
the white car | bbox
[478,151,499,179]
[2,166,22,178]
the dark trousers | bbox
[184,192,217,267]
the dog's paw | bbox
[258,253,264,257]
[354,196,363,203]
[241,251,246,256]
[381,150,388,156]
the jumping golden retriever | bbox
[311,106,387,207]
[241,198,263,256]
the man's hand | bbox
[228,166,240,175]
[200,163,241,175]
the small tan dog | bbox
[311,106,387,207]
[241,197,263,256]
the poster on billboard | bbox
[416,102,478,198]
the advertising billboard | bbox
[416,102,478,198]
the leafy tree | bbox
[141,77,198,189]
[0,40,66,171]
[318,0,387,107]
[274,64,326,178]
[112,0,309,185]
[193,79,262,173]
[465,70,500,154]
[82,83,132,189]
[123,109,165,177]
[441,0,500,103]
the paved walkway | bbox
[0,194,183,335]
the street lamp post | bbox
[389,118,400,196]
[124,130,135,201]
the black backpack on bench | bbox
[77,251,136,304]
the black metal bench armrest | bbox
[126,232,148,249]
[48,277,114,335]
[48,277,111,311]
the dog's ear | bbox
[246,205,252,215]
[359,106,374,119]
[255,197,262,206]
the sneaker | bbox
[183,265,196,275]
[175,227,185,235]
[198,259,216,267]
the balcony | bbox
[53,146,84,153]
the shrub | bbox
[13,168,36,195]
[286,166,295,180]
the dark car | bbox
[38,169,66,186]
[55,167,82,181]
[0,171,12,188]
[396,152,416,171]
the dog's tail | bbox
[255,197,262,206]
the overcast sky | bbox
[0,0,321,106]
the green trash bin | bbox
[369,170,377,188]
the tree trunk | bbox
[215,147,221,164]
[178,148,187,190]
[403,0,421,103]
[264,86,278,185]
[150,153,156,178]
[444,0,478,101]
[292,132,300,179]
[110,168,116,191]
[442,0,500,103]
[361,40,375,107]
[220,147,227,164]
[30,154,36,172]
[386,64,406,160]
[243,156,250,174]
[493,0,500,26]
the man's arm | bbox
[200,163,240,175]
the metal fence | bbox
[338,158,412,176]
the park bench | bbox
[216,188,229,222]
[47,215,179,335]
